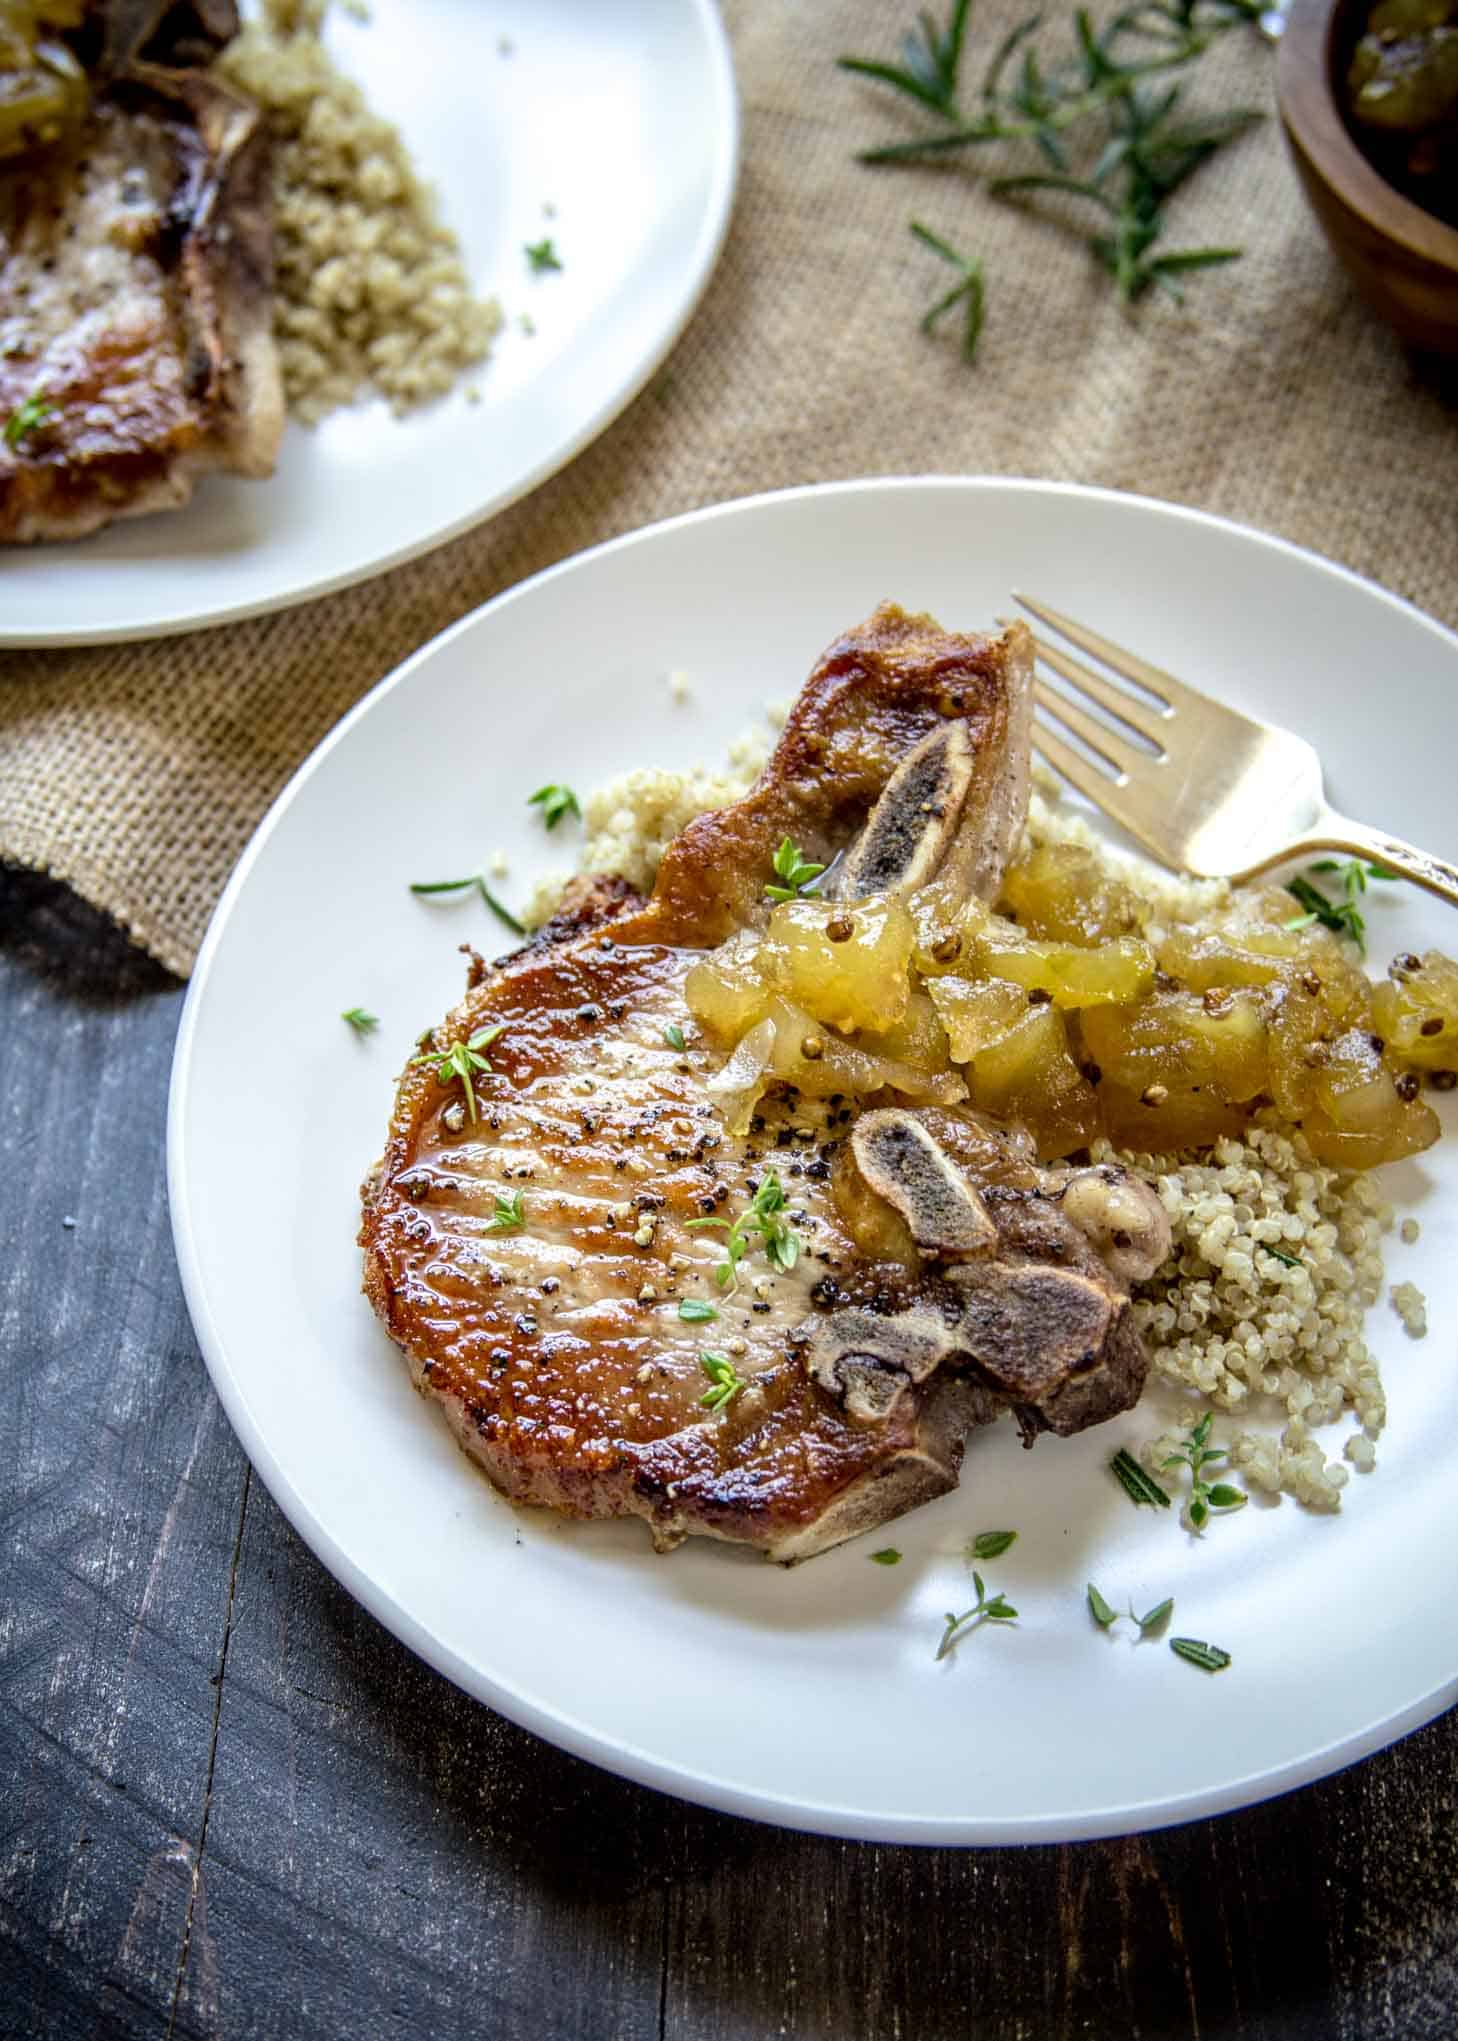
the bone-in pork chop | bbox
[0,2,282,544]
[361,605,1170,1560]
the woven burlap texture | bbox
[2,0,1455,978]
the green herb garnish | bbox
[663,1023,687,1052]
[910,220,985,360]
[839,0,1263,347]
[4,388,54,448]
[1161,1411,1247,1530]
[1170,1635,1232,1673]
[1137,1596,1174,1635]
[936,1571,1018,1660]
[1110,1446,1171,1509]
[528,783,581,830]
[1087,1582,1118,1628]
[1284,859,1400,953]
[871,1547,903,1565]
[970,1528,1017,1560]
[678,1297,718,1323]
[341,1007,379,1034]
[763,837,828,904]
[413,1024,505,1124]
[485,1188,526,1234]
[1260,1242,1302,1270]
[409,871,526,936]
[525,236,562,273]
[698,1350,746,1412]
[685,1170,801,1289]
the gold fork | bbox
[1015,593,1458,910]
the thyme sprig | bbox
[685,1170,801,1289]
[341,1006,379,1034]
[936,1571,1018,1659]
[485,1189,526,1234]
[840,0,1264,343]
[699,1350,747,1412]
[409,870,526,936]
[529,783,581,829]
[413,1024,505,1124]
[1162,1410,1246,1530]
[764,837,828,904]
[1284,858,1400,953]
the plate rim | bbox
[167,474,1458,1844]
[0,0,740,650]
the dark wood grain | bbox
[4,863,1458,2041]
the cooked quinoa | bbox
[218,0,500,422]
[535,711,1424,1515]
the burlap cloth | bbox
[3,0,1455,978]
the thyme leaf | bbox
[763,836,828,904]
[870,1546,903,1565]
[1137,1596,1175,1635]
[663,1023,687,1052]
[970,1528,1018,1560]
[936,1570,1018,1660]
[528,783,581,829]
[1087,1581,1118,1628]
[699,1349,746,1412]
[678,1297,718,1323]
[341,1007,379,1034]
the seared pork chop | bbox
[361,604,1170,1561]
[0,1,282,544]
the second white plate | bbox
[170,479,1458,1843]
[0,0,737,646]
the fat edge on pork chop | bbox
[360,603,1171,1562]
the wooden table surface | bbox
[4,862,1457,2041]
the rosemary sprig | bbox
[764,837,828,904]
[911,220,986,359]
[4,388,54,448]
[1161,1410,1247,1530]
[409,870,526,936]
[1170,1635,1232,1672]
[936,1571,1018,1660]
[529,783,580,829]
[840,0,1264,341]
[699,1350,746,1412]
[1284,858,1400,953]
[1110,1446,1171,1508]
[413,1024,505,1124]
[341,1007,379,1034]
[685,1171,801,1289]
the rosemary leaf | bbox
[1110,1447,1172,1508]
[1170,1635,1232,1672]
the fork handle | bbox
[1233,807,1458,912]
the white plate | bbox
[0,0,736,647]
[168,479,1458,1844]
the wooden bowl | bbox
[1278,0,1458,355]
